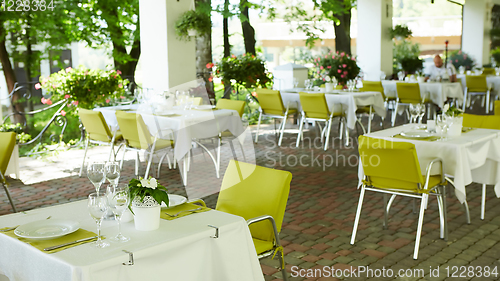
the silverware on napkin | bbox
[43,236,98,251]
[164,207,202,217]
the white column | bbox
[357,0,393,81]
[462,0,492,66]
[139,0,196,91]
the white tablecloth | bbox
[95,105,245,161]
[456,74,500,98]
[359,125,500,203]
[0,200,264,281]
[381,81,464,108]
[280,91,386,129]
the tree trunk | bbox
[333,3,352,55]
[195,0,215,101]
[0,23,22,125]
[240,0,256,55]
[223,0,231,98]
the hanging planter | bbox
[389,25,412,40]
[175,9,211,41]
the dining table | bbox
[280,89,387,133]
[0,200,265,281]
[95,104,245,162]
[381,81,464,108]
[359,124,500,204]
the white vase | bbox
[325,82,334,92]
[187,29,197,36]
[132,196,161,231]
[446,116,463,137]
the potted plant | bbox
[128,177,169,231]
[400,56,423,75]
[443,103,463,137]
[449,50,476,72]
[212,53,272,89]
[389,24,412,40]
[36,66,128,116]
[313,51,360,87]
[175,10,211,41]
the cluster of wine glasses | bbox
[409,104,426,124]
[176,90,194,109]
[304,79,313,90]
[346,80,356,92]
[87,162,130,248]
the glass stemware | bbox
[417,104,426,125]
[87,162,105,193]
[409,104,419,124]
[436,115,447,141]
[106,185,130,242]
[105,161,120,187]
[88,192,110,248]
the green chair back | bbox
[216,99,246,118]
[299,92,330,119]
[358,136,425,192]
[256,89,286,116]
[216,160,292,244]
[78,109,114,143]
[466,75,488,92]
[396,83,421,104]
[0,132,16,176]
[115,111,152,150]
[361,81,386,99]
[495,101,500,116]
[482,68,495,76]
[463,113,500,130]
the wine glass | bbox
[417,104,426,125]
[293,77,299,88]
[87,162,105,193]
[106,185,130,242]
[436,114,447,141]
[409,104,419,124]
[105,161,120,187]
[88,192,110,248]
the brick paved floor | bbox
[1,102,500,281]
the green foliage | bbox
[175,9,212,41]
[0,123,31,144]
[491,48,500,66]
[128,178,169,212]
[400,57,423,74]
[393,40,421,72]
[389,24,412,39]
[449,50,475,71]
[313,50,360,85]
[37,67,129,115]
[214,54,272,89]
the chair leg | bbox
[135,151,140,178]
[278,115,287,147]
[481,183,487,220]
[254,111,262,143]
[296,116,304,148]
[462,89,468,111]
[392,102,399,126]
[324,119,332,150]
[367,106,373,133]
[157,152,169,178]
[413,194,428,260]
[436,189,448,241]
[383,194,397,229]
[228,139,237,160]
[463,200,471,224]
[278,250,288,281]
[350,186,366,245]
[79,137,90,177]
[1,179,17,213]
[486,91,490,114]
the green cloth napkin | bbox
[0,227,98,254]
[154,113,182,117]
[161,202,211,221]
[393,134,441,141]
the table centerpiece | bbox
[128,177,169,231]
[443,103,463,137]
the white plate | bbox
[400,131,434,138]
[161,194,187,208]
[194,105,215,110]
[14,219,80,240]
[155,112,178,116]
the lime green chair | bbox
[216,160,292,281]
[352,136,447,259]
[115,111,174,178]
[495,100,500,115]
[254,89,297,146]
[464,75,491,113]
[482,68,495,75]
[463,113,500,220]
[216,98,245,118]
[191,97,203,106]
[393,83,433,126]
[78,109,123,177]
[0,132,17,213]
[214,98,247,168]
[296,92,344,150]
[359,81,388,132]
